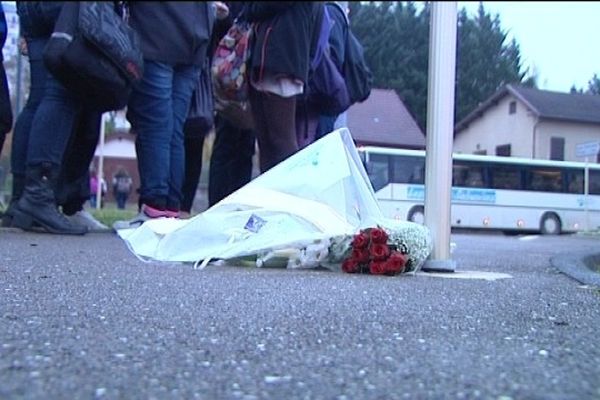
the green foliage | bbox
[586,73,600,95]
[350,1,531,131]
[568,73,600,95]
[89,206,136,227]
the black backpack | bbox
[43,2,144,112]
[328,2,373,104]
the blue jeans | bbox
[115,192,129,209]
[127,61,198,211]
[10,37,48,177]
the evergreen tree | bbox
[586,73,600,95]
[456,3,527,123]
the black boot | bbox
[1,173,25,227]
[11,163,87,235]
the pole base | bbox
[422,259,457,273]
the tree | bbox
[586,73,600,95]
[455,3,527,123]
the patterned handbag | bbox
[211,19,253,103]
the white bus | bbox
[358,146,600,235]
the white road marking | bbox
[416,270,513,281]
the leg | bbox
[127,61,175,211]
[168,64,200,212]
[12,73,88,234]
[249,88,298,173]
[57,108,102,215]
[1,37,48,226]
[181,125,206,214]
[208,114,256,206]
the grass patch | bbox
[89,206,137,227]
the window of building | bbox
[550,137,565,161]
[496,144,511,157]
[509,101,517,114]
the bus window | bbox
[391,155,425,184]
[525,168,562,193]
[367,153,390,191]
[465,167,485,187]
[490,164,521,190]
[566,170,584,194]
[452,164,468,186]
[590,170,600,195]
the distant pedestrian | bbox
[112,167,133,210]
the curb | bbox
[551,252,600,288]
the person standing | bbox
[89,173,99,208]
[114,2,216,230]
[245,2,323,173]
[112,167,133,210]
[314,1,350,139]
[8,1,116,234]
[207,2,256,207]
[0,2,12,156]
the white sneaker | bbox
[112,204,172,231]
[112,211,151,231]
[66,210,110,232]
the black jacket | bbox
[325,2,348,70]
[128,2,215,66]
[247,2,322,85]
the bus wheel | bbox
[540,213,561,235]
[407,206,425,224]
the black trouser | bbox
[249,88,297,173]
[208,114,255,207]
[181,129,206,213]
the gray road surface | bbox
[1,229,599,400]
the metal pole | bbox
[584,157,589,232]
[96,113,107,210]
[422,2,457,272]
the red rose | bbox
[352,248,370,264]
[369,228,388,244]
[342,258,359,273]
[369,261,386,275]
[369,243,390,261]
[385,251,407,274]
[352,232,369,249]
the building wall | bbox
[536,120,600,162]
[453,95,536,157]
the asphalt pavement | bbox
[1,228,599,400]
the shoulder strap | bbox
[326,2,349,27]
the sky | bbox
[458,1,600,93]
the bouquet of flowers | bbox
[234,219,432,276]
[340,227,408,275]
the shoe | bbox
[165,209,180,218]
[112,204,169,231]
[66,210,110,232]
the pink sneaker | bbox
[142,204,170,218]
[112,204,169,231]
